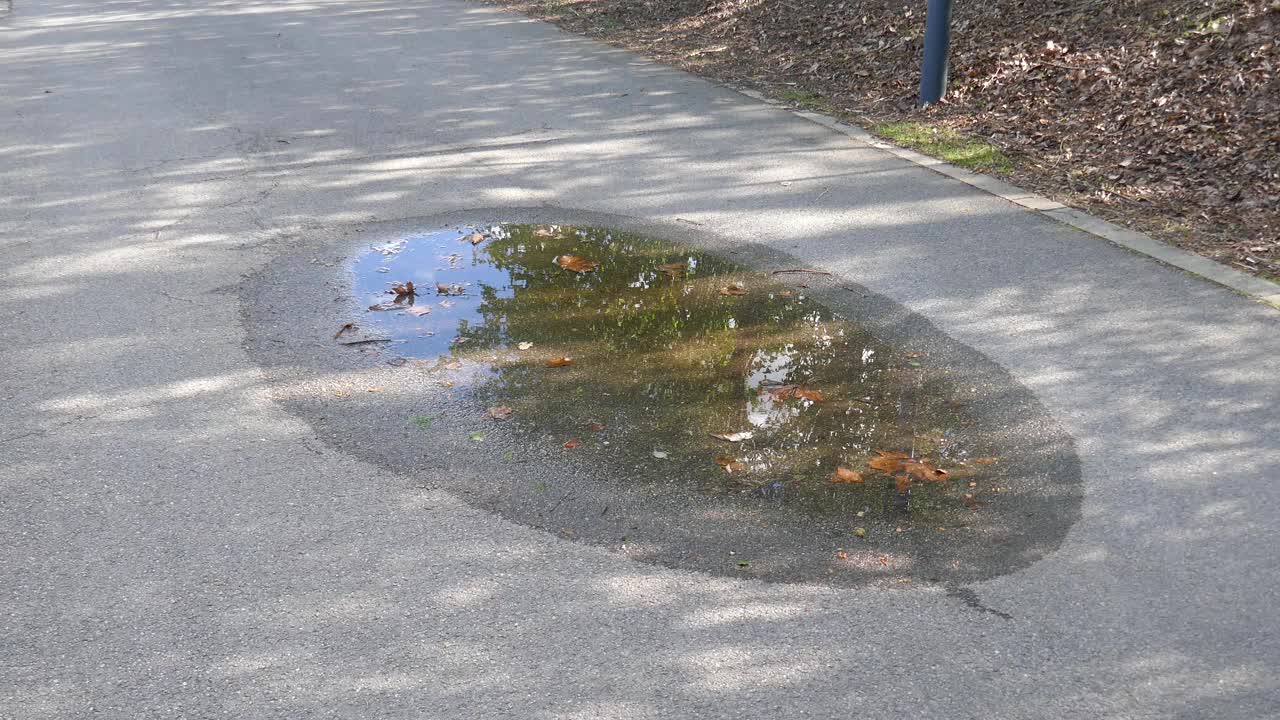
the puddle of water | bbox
[350,224,995,524]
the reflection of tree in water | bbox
[451,225,973,522]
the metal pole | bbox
[918,0,953,106]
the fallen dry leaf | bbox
[391,281,416,298]
[905,352,927,359]
[836,550,849,560]
[970,457,998,465]
[562,438,580,449]
[534,226,556,237]
[556,255,599,273]
[894,474,913,493]
[832,467,864,484]
[436,283,464,296]
[405,305,431,316]
[714,456,745,473]
[517,341,533,351]
[763,384,797,399]
[659,262,686,279]
[366,387,384,393]
[487,405,514,420]
[367,303,400,311]
[709,430,754,442]
[854,527,867,538]
[587,420,606,432]
[904,460,949,482]
[466,232,485,245]
[761,385,823,402]
[546,356,573,368]
[652,449,669,459]
[719,283,748,296]
[869,455,905,474]
[333,322,356,339]
[776,290,794,299]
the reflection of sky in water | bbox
[351,226,517,358]
[744,347,802,430]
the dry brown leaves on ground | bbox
[557,255,600,273]
[832,467,864,484]
[488,0,1280,281]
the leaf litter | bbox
[489,0,1280,278]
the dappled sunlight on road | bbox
[2,0,1278,717]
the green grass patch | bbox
[776,88,833,112]
[872,121,1013,173]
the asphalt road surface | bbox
[2,1,1278,718]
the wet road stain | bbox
[349,223,1001,526]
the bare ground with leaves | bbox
[484,0,1280,281]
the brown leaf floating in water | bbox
[659,262,686,279]
[556,255,599,273]
[831,467,864,484]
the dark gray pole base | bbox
[918,0,954,106]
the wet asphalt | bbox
[2,0,1278,718]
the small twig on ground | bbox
[772,268,833,275]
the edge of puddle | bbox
[239,206,1084,590]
